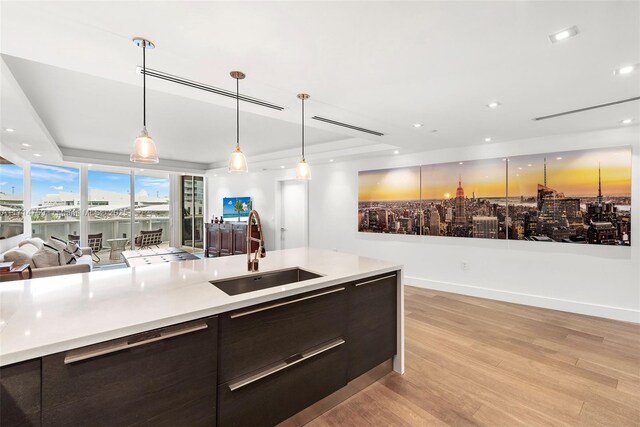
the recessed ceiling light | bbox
[614,64,638,76]
[484,137,492,142]
[88,164,93,167]
[329,159,334,162]
[486,102,501,109]
[413,123,423,128]
[621,118,633,125]
[4,128,15,132]
[21,143,31,147]
[458,162,463,165]
[549,26,579,43]
[280,165,285,169]
[33,153,41,157]
[393,150,399,154]
[556,157,563,160]
[213,174,218,177]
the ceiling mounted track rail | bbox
[137,67,285,111]
[533,96,640,121]
[311,116,384,136]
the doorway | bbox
[276,180,308,250]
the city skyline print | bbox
[358,146,632,246]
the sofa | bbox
[0,237,93,282]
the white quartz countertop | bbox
[0,248,402,366]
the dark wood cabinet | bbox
[218,286,347,384]
[347,272,398,381]
[217,340,347,427]
[0,359,41,427]
[41,317,218,427]
[219,224,233,257]
[206,223,260,258]
[232,224,246,255]
[206,224,221,257]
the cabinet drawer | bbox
[0,359,41,427]
[218,286,347,384]
[217,339,347,427]
[42,317,218,427]
[348,272,398,381]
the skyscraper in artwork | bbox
[454,176,466,225]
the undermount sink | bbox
[210,268,323,296]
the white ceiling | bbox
[1,1,639,171]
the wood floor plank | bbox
[311,286,640,427]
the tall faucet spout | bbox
[247,210,265,271]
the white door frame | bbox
[274,178,309,250]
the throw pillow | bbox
[48,237,78,265]
[51,236,83,257]
[3,248,34,267]
[18,238,45,250]
[32,244,62,268]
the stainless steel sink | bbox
[210,268,323,296]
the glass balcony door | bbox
[181,175,204,253]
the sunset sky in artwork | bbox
[358,167,420,201]
[358,147,631,201]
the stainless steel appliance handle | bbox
[229,287,345,319]
[63,321,208,364]
[228,338,345,391]
[354,274,396,287]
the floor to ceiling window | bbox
[30,163,79,240]
[87,168,132,264]
[181,175,204,253]
[134,172,170,250]
[0,157,24,239]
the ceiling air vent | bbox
[311,116,384,136]
[533,96,640,121]
[137,67,284,111]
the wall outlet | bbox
[461,261,469,271]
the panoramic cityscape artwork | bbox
[358,146,631,245]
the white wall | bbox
[207,127,640,322]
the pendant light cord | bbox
[143,44,146,128]
[236,77,240,146]
[301,97,305,160]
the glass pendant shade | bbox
[228,144,248,173]
[296,159,311,180]
[130,127,159,164]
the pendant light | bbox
[228,71,248,173]
[130,38,159,164]
[295,93,311,180]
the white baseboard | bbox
[405,276,640,324]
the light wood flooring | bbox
[309,286,640,426]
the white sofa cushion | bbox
[76,253,93,270]
[3,247,36,267]
[18,238,45,250]
[32,243,62,268]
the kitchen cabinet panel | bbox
[348,273,398,381]
[42,317,218,427]
[0,359,41,427]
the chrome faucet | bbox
[247,210,266,271]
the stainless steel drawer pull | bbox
[64,321,208,364]
[228,338,345,391]
[229,287,346,319]
[355,274,396,287]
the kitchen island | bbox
[0,247,403,426]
